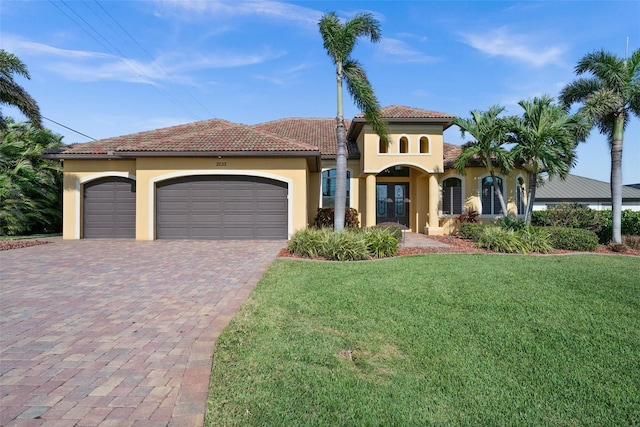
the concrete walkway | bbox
[0,239,284,426]
[401,232,454,248]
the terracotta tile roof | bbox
[356,105,456,120]
[252,118,358,157]
[62,118,319,154]
[443,143,462,168]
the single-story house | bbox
[533,174,640,211]
[45,105,531,240]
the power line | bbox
[48,0,202,121]
[42,116,97,141]
[93,0,215,117]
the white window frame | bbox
[440,175,465,216]
[478,173,507,217]
[320,167,353,208]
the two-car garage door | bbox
[83,175,288,240]
[155,175,288,240]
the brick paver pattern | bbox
[0,239,284,426]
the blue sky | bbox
[1,0,639,184]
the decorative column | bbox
[427,174,443,235]
[365,174,377,228]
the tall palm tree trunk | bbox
[490,170,508,215]
[610,113,624,243]
[525,171,537,225]
[333,62,347,231]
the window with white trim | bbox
[322,169,350,207]
[481,176,504,215]
[420,136,430,154]
[442,177,463,215]
[399,136,409,153]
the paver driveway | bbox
[0,239,284,426]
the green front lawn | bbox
[206,254,640,426]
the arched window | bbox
[399,136,409,153]
[516,176,526,215]
[481,176,504,215]
[379,138,388,154]
[442,177,463,215]
[420,136,429,154]
[322,169,351,207]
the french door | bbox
[376,183,409,227]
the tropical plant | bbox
[452,106,513,215]
[0,119,64,235]
[559,48,640,243]
[0,50,42,129]
[507,96,590,224]
[318,12,390,231]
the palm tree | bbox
[559,48,640,243]
[507,95,590,224]
[0,119,63,235]
[453,106,513,215]
[0,50,42,129]
[318,12,390,231]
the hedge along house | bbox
[45,105,530,240]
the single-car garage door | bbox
[83,177,136,238]
[156,175,288,240]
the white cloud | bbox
[153,0,322,28]
[376,38,440,63]
[460,27,566,67]
[1,34,283,85]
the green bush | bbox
[539,227,598,251]
[518,227,553,254]
[287,228,328,258]
[596,210,640,243]
[372,224,403,241]
[288,227,400,261]
[531,204,602,233]
[477,227,526,253]
[496,215,526,231]
[314,207,360,229]
[322,231,370,261]
[365,227,400,258]
[459,223,488,241]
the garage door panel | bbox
[83,177,136,238]
[156,175,287,240]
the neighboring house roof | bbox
[443,143,462,168]
[535,174,640,203]
[253,118,359,159]
[627,183,640,190]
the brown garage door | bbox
[156,175,288,240]
[83,177,136,238]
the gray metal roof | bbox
[536,174,640,202]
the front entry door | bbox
[376,183,409,227]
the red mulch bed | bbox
[279,235,640,259]
[0,240,52,251]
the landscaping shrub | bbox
[288,227,399,260]
[539,227,598,251]
[321,230,370,261]
[477,227,526,253]
[518,226,553,254]
[287,228,328,258]
[372,223,403,241]
[458,222,487,241]
[531,203,603,233]
[456,209,479,223]
[365,227,399,258]
[314,207,360,229]
[496,215,526,231]
[533,206,640,244]
[623,235,640,250]
[608,242,628,253]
